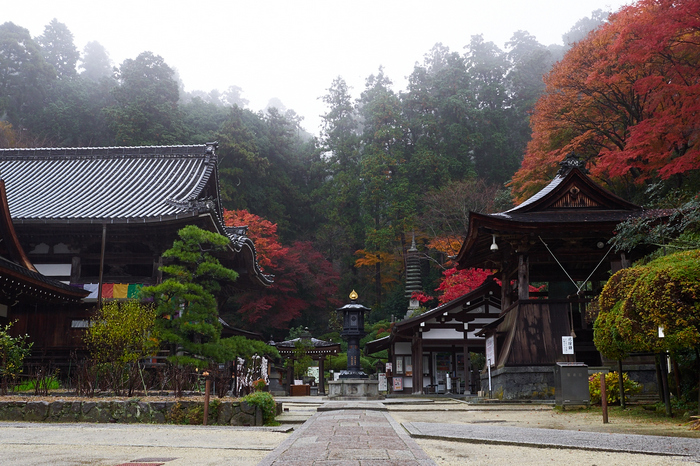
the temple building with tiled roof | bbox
[0,143,271,365]
[366,154,666,398]
[453,154,665,399]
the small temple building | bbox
[272,328,340,396]
[367,154,663,398]
[454,155,662,398]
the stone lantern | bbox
[337,290,371,379]
[327,291,383,400]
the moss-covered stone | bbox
[0,399,279,426]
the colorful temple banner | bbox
[78,283,144,300]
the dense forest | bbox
[2,0,699,340]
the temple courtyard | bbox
[0,397,698,465]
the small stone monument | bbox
[327,290,383,400]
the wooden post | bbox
[463,340,470,395]
[412,333,423,394]
[203,373,211,426]
[601,373,608,424]
[518,253,529,300]
[97,224,107,308]
[618,359,626,409]
[501,268,512,308]
[660,353,673,417]
[318,356,326,396]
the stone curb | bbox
[402,421,700,460]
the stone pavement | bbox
[404,421,700,461]
[259,405,436,465]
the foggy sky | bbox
[7,0,632,136]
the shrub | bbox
[252,378,267,392]
[243,391,276,424]
[0,322,32,395]
[589,371,641,405]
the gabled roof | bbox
[455,164,663,274]
[496,166,640,219]
[0,180,88,303]
[0,144,273,288]
[273,335,341,359]
[394,278,501,332]
[0,144,220,222]
[365,278,502,354]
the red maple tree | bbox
[510,0,700,202]
[223,209,341,333]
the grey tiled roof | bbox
[0,145,216,220]
[503,174,565,213]
[0,255,89,300]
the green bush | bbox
[589,371,641,404]
[243,391,277,425]
[0,322,32,394]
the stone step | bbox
[275,412,313,424]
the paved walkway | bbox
[264,398,700,465]
[259,405,435,465]
[404,421,700,461]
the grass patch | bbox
[13,377,60,393]
[560,402,698,426]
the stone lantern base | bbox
[327,379,384,400]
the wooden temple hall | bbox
[0,144,271,366]
[368,155,664,398]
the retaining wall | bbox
[0,399,280,426]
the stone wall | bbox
[480,366,556,400]
[0,399,280,426]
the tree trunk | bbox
[617,359,625,409]
[696,348,700,410]
[672,356,682,398]
[660,354,673,417]
[655,356,664,402]
[375,261,382,308]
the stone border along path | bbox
[404,421,700,461]
[259,401,436,465]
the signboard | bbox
[393,377,403,391]
[562,336,574,355]
[378,373,387,391]
[307,366,319,382]
[486,336,495,367]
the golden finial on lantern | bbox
[349,290,358,300]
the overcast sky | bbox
[9,0,632,137]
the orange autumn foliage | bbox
[511,0,700,202]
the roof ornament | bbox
[557,152,589,176]
[205,142,218,154]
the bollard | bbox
[600,372,608,424]
[203,371,211,426]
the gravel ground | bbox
[387,401,699,465]
[416,438,689,465]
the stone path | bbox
[404,421,700,461]
[259,407,436,465]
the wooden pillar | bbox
[463,338,470,395]
[70,256,81,283]
[153,256,163,283]
[501,268,512,308]
[518,253,529,300]
[318,356,326,396]
[98,224,107,308]
[286,359,294,395]
[412,333,423,394]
